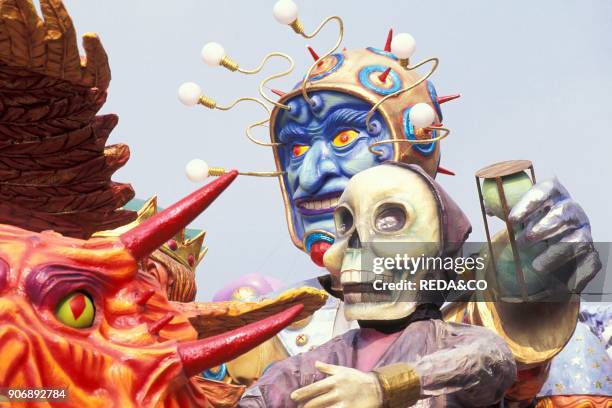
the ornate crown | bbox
[94,196,207,271]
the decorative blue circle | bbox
[366,47,399,61]
[403,107,436,156]
[202,364,228,381]
[304,232,334,252]
[309,53,344,82]
[309,95,324,113]
[287,99,302,118]
[358,65,402,96]
[367,119,382,136]
[427,81,443,122]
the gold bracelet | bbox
[372,363,421,408]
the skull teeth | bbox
[340,270,394,284]
[341,270,374,284]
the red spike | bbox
[178,304,303,376]
[307,46,320,62]
[135,289,156,306]
[437,94,461,105]
[384,28,393,52]
[271,89,286,97]
[120,171,238,260]
[437,166,456,176]
[378,67,392,83]
[148,313,175,335]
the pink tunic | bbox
[240,319,516,407]
[355,328,402,372]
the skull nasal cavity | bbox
[348,230,361,249]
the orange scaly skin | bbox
[0,225,211,407]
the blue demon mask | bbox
[269,48,449,260]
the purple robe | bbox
[240,319,516,407]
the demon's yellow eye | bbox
[332,130,359,147]
[292,144,310,157]
[55,292,95,328]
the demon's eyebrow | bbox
[278,108,370,143]
[278,122,308,143]
[323,108,369,131]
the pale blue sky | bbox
[62,0,612,300]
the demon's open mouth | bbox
[295,193,342,216]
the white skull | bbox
[323,164,442,321]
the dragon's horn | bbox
[120,171,238,260]
[178,304,304,376]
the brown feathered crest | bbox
[0,0,135,238]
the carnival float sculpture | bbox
[241,163,517,407]
[0,1,327,406]
[179,0,610,406]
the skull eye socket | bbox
[334,206,354,236]
[374,204,407,233]
[55,291,95,328]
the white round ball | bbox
[391,33,416,59]
[273,0,298,24]
[178,82,202,107]
[409,103,436,128]
[201,42,225,66]
[185,159,210,182]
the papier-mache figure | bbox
[239,163,517,407]
[0,2,332,406]
[179,1,608,405]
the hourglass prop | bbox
[475,160,541,302]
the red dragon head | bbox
[0,171,304,407]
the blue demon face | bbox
[274,90,393,246]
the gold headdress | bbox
[178,1,460,251]
[177,0,458,182]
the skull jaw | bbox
[339,248,420,321]
[344,301,418,321]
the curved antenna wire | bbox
[365,57,439,131]
[296,16,344,106]
[254,53,295,110]
[220,51,296,110]
[199,96,285,178]
[204,96,281,147]
[208,167,284,178]
[367,126,450,156]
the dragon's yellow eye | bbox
[292,144,310,157]
[332,130,359,147]
[55,292,95,328]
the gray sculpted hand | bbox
[508,178,601,293]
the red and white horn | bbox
[120,170,238,260]
[178,304,304,376]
